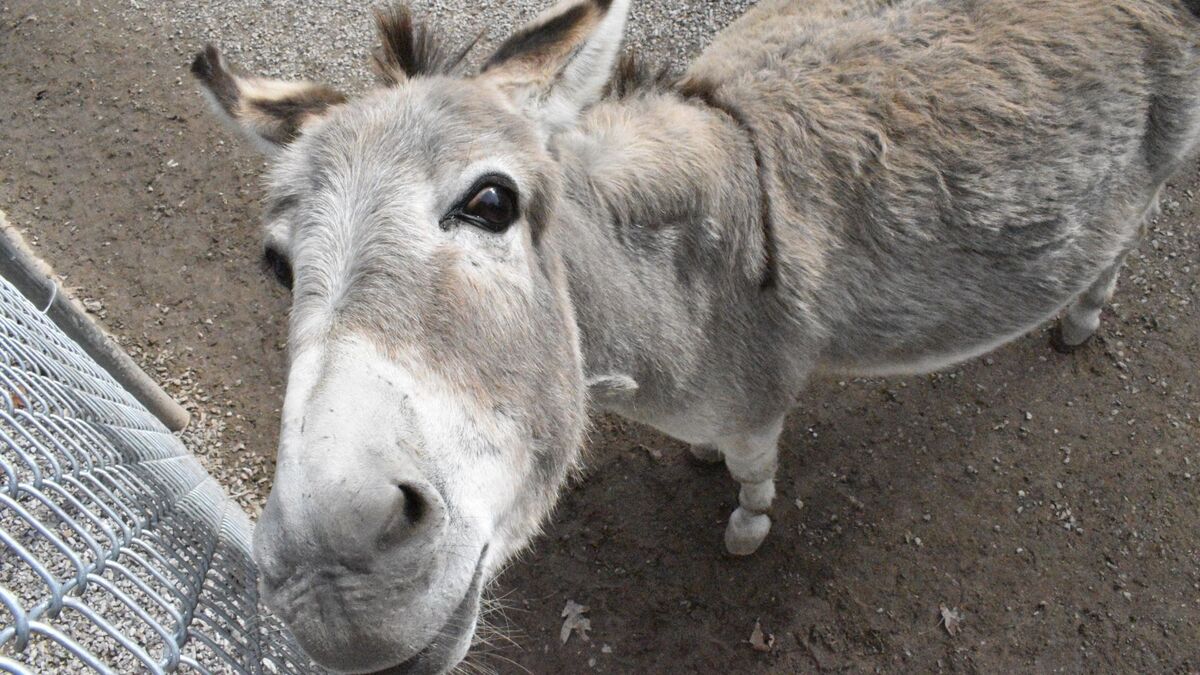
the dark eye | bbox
[459,184,518,232]
[262,247,293,290]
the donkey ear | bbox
[481,0,630,133]
[190,45,346,154]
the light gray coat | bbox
[192,0,1200,672]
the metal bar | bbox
[0,210,189,431]
[0,269,316,672]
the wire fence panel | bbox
[0,274,316,674]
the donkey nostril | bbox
[398,483,426,527]
[376,480,442,552]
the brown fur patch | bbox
[247,85,347,144]
[190,43,346,147]
[373,3,480,85]
[484,3,598,73]
[605,52,676,99]
[676,75,718,102]
[190,44,239,112]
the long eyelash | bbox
[443,172,520,220]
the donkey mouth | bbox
[373,546,488,675]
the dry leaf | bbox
[560,599,591,644]
[749,619,774,652]
[939,605,963,636]
[9,385,27,410]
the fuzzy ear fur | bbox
[372,3,482,86]
[482,0,631,133]
[190,44,346,153]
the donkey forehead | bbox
[268,78,538,204]
[261,78,568,384]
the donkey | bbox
[191,0,1200,671]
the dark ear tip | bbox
[190,44,221,81]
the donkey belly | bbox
[816,231,1127,378]
[818,164,1178,379]
[824,297,1076,378]
[694,0,1200,379]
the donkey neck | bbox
[544,90,776,421]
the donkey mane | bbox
[374,3,683,104]
[604,52,677,99]
[373,3,481,85]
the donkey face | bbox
[192,2,629,672]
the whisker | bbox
[471,648,531,675]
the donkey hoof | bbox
[724,507,771,556]
[688,444,722,464]
[1051,321,1093,354]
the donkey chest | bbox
[595,330,800,446]
[604,394,731,447]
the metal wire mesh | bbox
[0,274,315,674]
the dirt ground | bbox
[1,1,1197,672]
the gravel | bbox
[123,0,755,92]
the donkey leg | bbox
[1054,185,1159,353]
[1053,253,1129,352]
[719,415,785,556]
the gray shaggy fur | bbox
[193,0,1200,670]
[574,0,1200,439]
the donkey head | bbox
[192,1,629,672]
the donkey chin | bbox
[254,500,490,674]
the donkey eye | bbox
[262,247,294,290]
[460,184,518,232]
